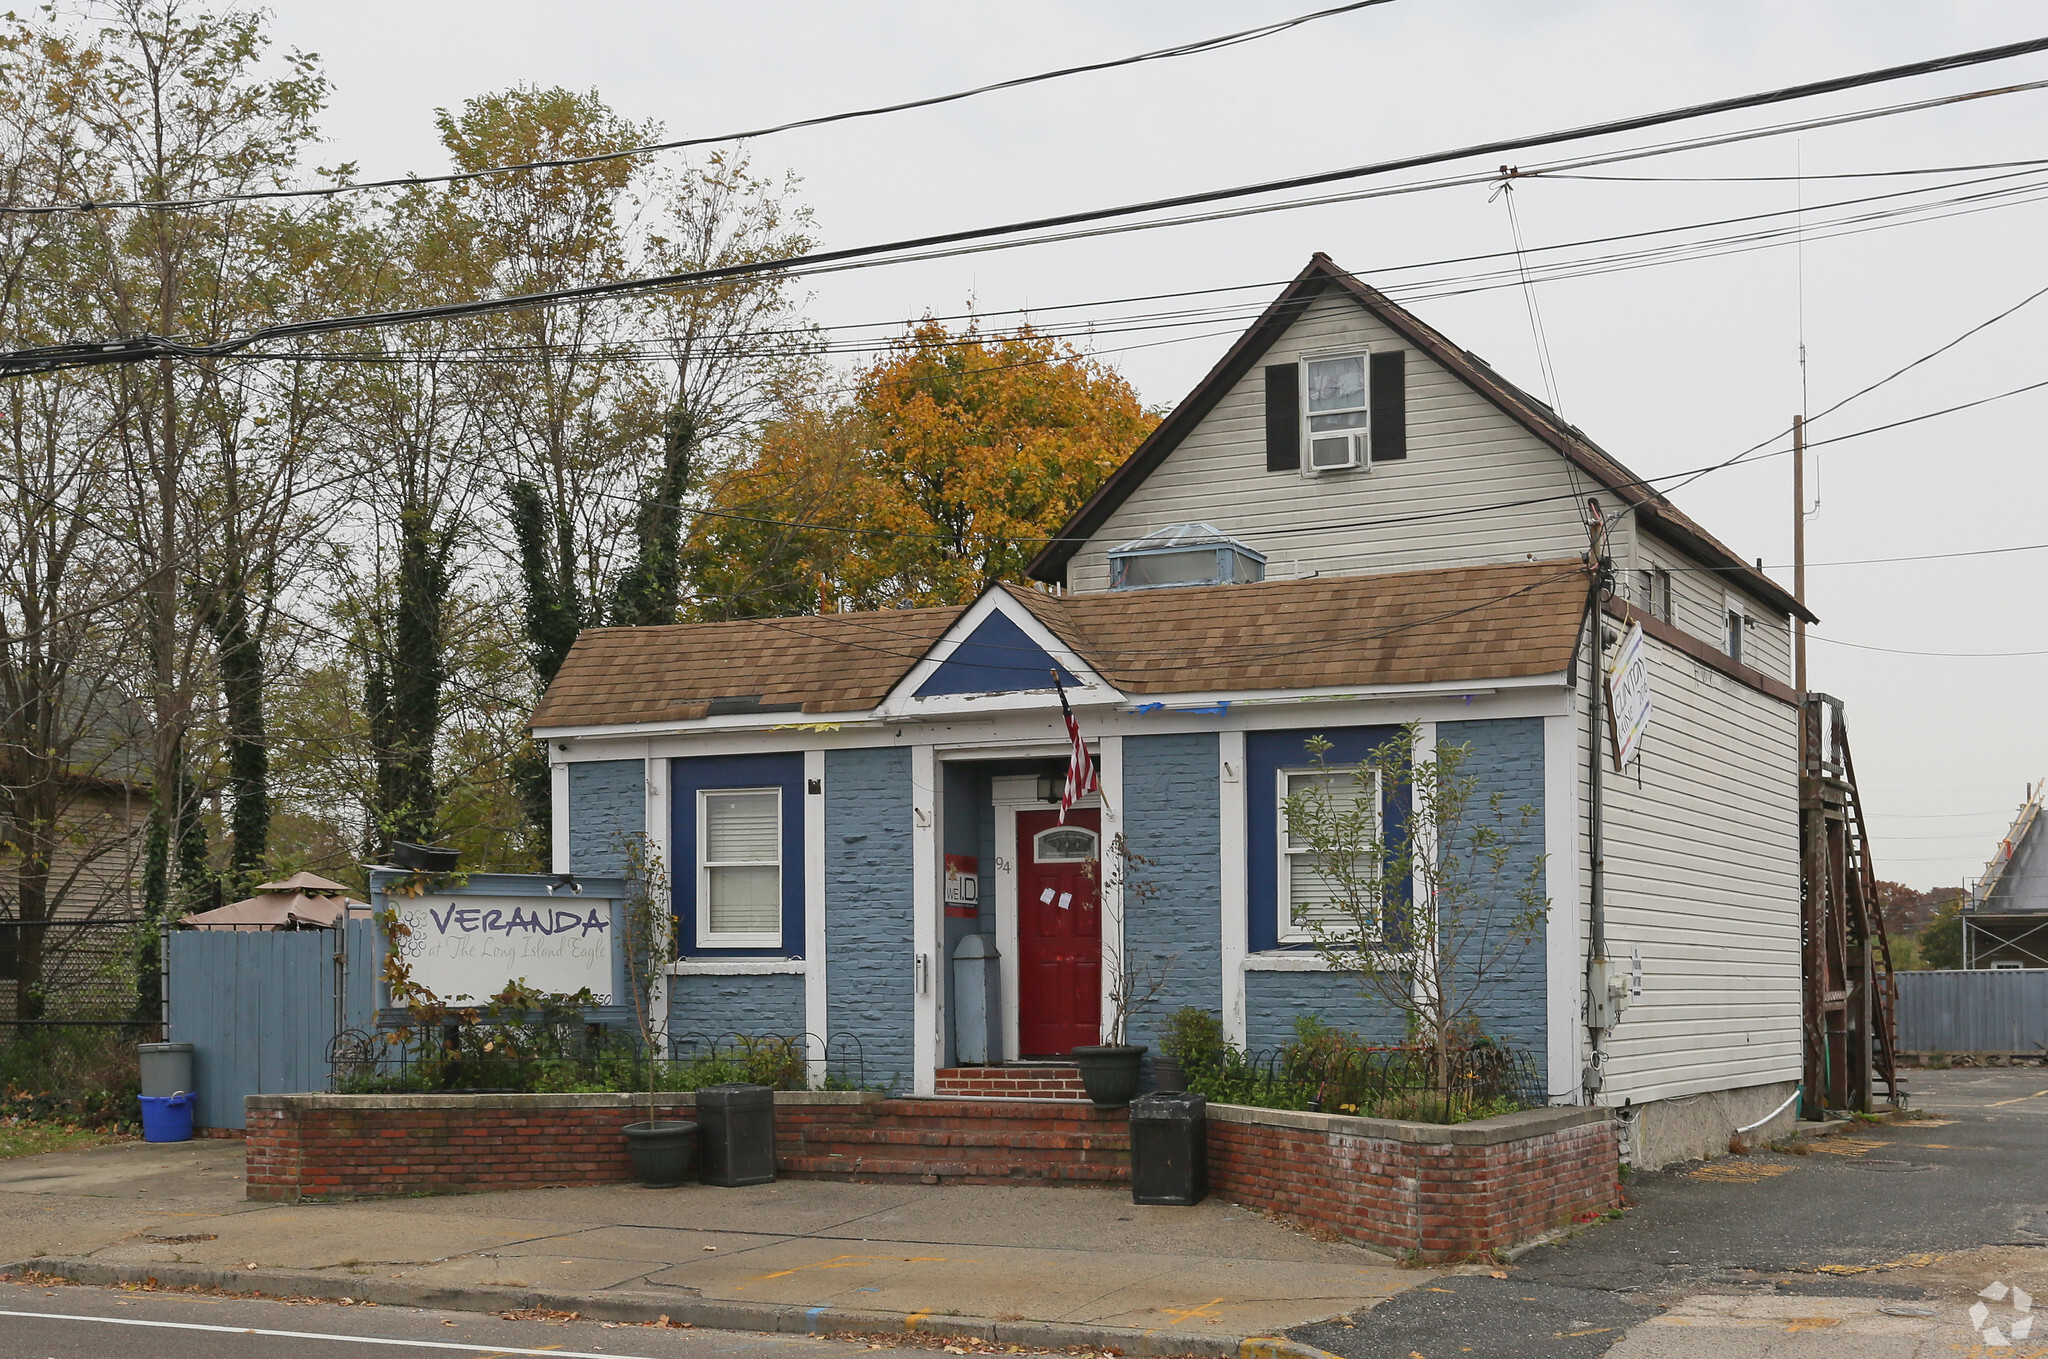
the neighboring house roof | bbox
[532,559,1591,731]
[1980,790,2048,915]
[1025,253,1816,624]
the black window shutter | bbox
[1264,364,1299,471]
[1370,350,1407,460]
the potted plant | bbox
[619,834,696,1186]
[1073,834,1177,1107]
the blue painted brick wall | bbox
[568,761,644,875]
[1439,717,1548,1085]
[1238,718,1548,1078]
[825,747,914,1092]
[668,973,805,1052]
[1245,972,1406,1053]
[1121,734,1222,1056]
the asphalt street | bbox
[1290,1066,2048,1359]
[0,1283,907,1359]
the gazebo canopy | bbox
[180,871,369,931]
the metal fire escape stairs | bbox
[1800,694,1904,1116]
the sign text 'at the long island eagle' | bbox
[390,895,614,1004]
[1606,621,1654,772]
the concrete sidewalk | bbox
[0,1138,1434,1355]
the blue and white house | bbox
[530,256,1817,1167]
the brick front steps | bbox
[245,1091,1616,1259]
[934,1064,1088,1100]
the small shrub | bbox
[0,1028,142,1130]
[1158,1006,1224,1066]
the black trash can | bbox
[696,1083,777,1186]
[1129,1090,1207,1206]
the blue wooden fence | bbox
[166,919,378,1129]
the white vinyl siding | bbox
[1278,766,1379,943]
[699,788,782,947]
[1632,533,1793,687]
[1578,628,1803,1104]
[1066,292,1608,591]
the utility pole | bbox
[1583,500,1615,1103]
[1792,414,1807,697]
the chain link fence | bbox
[0,917,160,1126]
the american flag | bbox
[1054,675,1097,823]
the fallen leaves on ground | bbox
[1686,1162,1794,1183]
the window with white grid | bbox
[1278,767,1380,943]
[699,788,782,947]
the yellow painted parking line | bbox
[1159,1298,1228,1325]
[904,1308,933,1331]
[1986,1089,2048,1107]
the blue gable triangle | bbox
[913,610,1076,697]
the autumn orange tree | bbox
[685,318,1156,616]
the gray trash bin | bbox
[1130,1091,1207,1206]
[696,1083,777,1186]
[138,1042,194,1098]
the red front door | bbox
[1016,808,1101,1056]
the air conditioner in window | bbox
[1307,429,1365,471]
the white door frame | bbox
[989,773,1104,1063]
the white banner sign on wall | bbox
[1606,621,1654,772]
[390,895,614,1005]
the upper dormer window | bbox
[1108,523,1266,591]
[1263,350,1405,474]
[1303,353,1370,471]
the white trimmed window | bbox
[1723,594,1747,665]
[1301,353,1369,472]
[1278,767,1380,942]
[699,788,782,947]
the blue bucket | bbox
[139,1091,194,1143]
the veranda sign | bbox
[1606,622,1653,771]
[390,895,614,1005]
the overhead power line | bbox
[1808,635,2048,659]
[9,33,2048,377]
[0,0,1397,216]
[218,163,2048,368]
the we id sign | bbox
[1606,622,1653,772]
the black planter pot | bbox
[1072,1045,1147,1107]
[390,840,460,874]
[1151,1055,1185,1094]
[623,1119,698,1187]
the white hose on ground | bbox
[1735,1084,1803,1134]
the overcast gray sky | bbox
[265,0,2048,890]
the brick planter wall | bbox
[1206,1103,1619,1260]
[245,1093,1617,1258]
[243,1091,879,1202]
